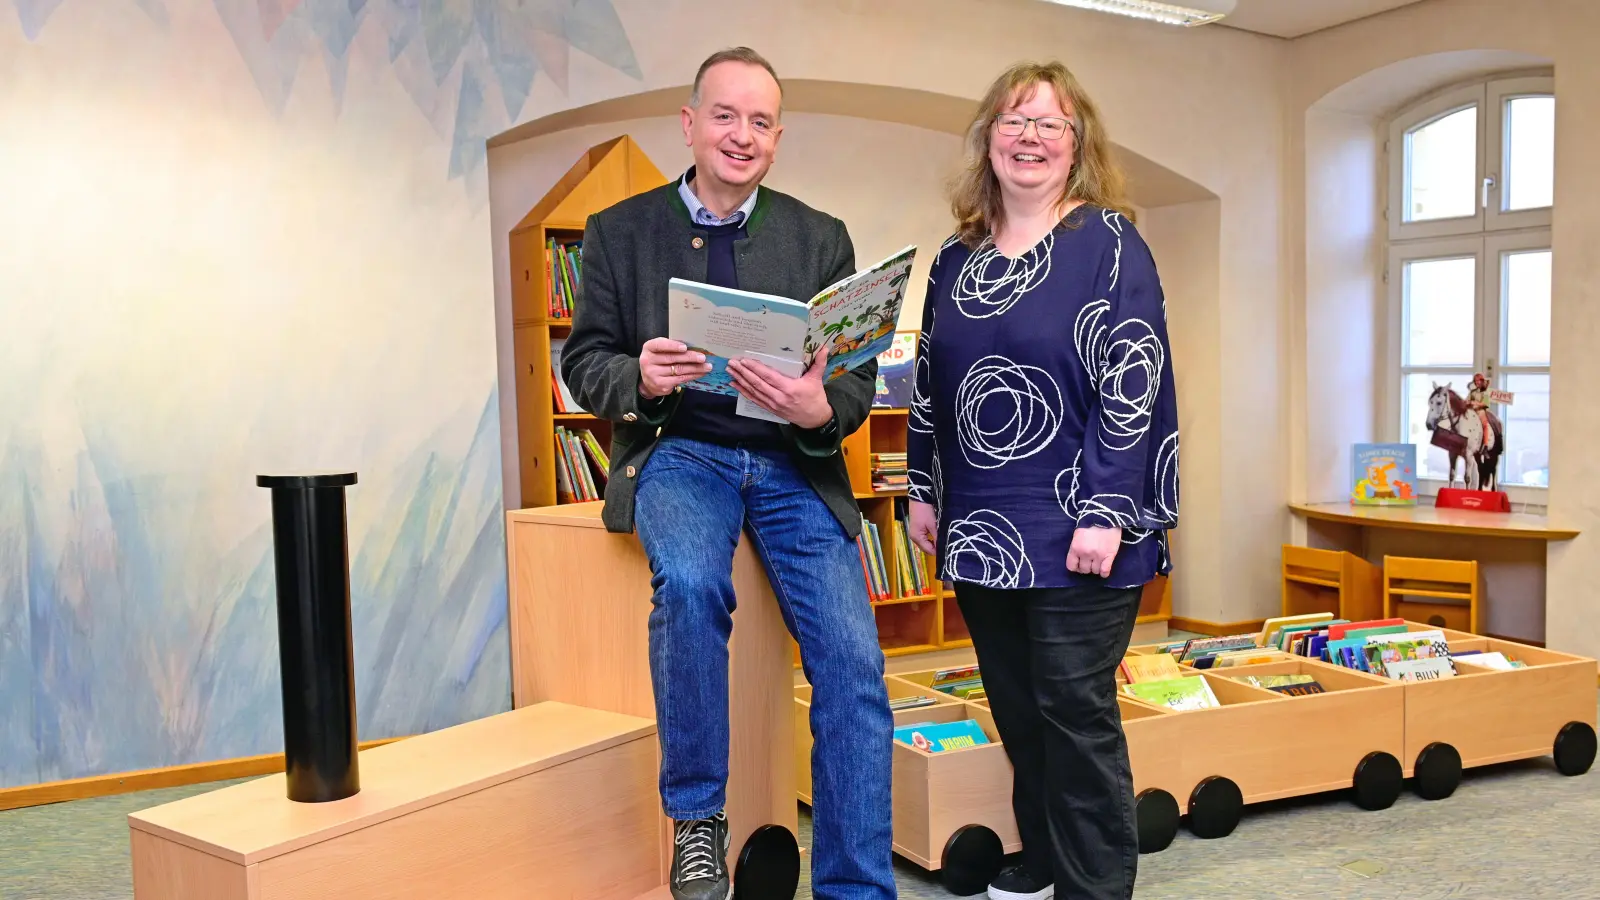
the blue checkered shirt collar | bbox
[679,167,759,227]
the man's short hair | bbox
[688,47,783,111]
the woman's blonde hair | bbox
[950,61,1133,246]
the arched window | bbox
[1386,74,1553,493]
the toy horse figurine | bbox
[1425,382,1504,491]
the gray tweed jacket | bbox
[559,179,876,537]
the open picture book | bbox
[667,245,916,422]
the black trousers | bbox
[955,582,1143,900]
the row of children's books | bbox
[1118,611,1538,711]
[1257,613,1524,680]
[546,238,582,320]
[1124,613,1529,710]
[930,665,984,700]
[854,503,937,600]
[1121,660,1330,711]
[554,425,608,503]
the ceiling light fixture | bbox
[1037,0,1237,27]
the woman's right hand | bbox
[908,500,939,556]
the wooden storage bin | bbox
[1118,694,1186,806]
[794,623,1597,883]
[887,699,1017,874]
[793,679,965,805]
[1118,663,1406,838]
[1399,632,1598,796]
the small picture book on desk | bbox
[1351,443,1418,506]
[667,245,917,423]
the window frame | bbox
[1387,83,1486,241]
[1384,74,1554,503]
[1485,76,1555,232]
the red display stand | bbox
[1435,488,1512,512]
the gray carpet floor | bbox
[2,731,1596,900]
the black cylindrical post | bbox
[257,472,360,803]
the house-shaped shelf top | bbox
[513,135,669,234]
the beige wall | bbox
[1140,201,1225,619]
[1289,0,1600,654]
[491,0,1291,625]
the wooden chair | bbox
[1382,556,1481,634]
[1281,545,1383,622]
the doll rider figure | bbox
[1467,373,1495,451]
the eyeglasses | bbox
[993,114,1074,141]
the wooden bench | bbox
[129,702,664,900]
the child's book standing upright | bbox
[1350,443,1418,506]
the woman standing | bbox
[906,61,1179,900]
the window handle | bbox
[1483,174,1497,210]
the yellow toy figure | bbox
[1366,460,1396,499]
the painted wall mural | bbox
[8,0,640,186]
[0,0,641,788]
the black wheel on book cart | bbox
[1553,721,1597,777]
[1351,750,1404,810]
[1412,742,1462,800]
[734,824,800,900]
[939,824,1004,897]
[1135,788,1180,853]
[1185,776,1243,839]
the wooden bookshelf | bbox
[837,407,963,660]
[510,135,668,509]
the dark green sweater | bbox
[560,180,876,537]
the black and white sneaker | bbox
[671,811,731,900]
[987,863,1053,900]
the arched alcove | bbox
[486,80,1222,607]
[1300,48,1555,505]
[490,80,1216,210]
[1298,48,1556,643]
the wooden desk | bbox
[1289,502,1578,645]
[1290,502,1578,540]
[505,502,796,885]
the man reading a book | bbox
[560,47,894,900]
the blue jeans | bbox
[635,437,896,900]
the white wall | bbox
[1302,109,1383,503]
